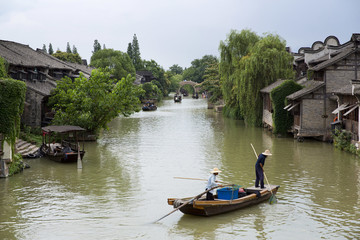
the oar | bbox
[250,143,277,204]
[154,184,233,223]
[174,176,229,184]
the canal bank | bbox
[0,96,359,239]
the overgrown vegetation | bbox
[52,50,82,64]
[270,80,303,135]
[8,153,25,176]
[0,78,27,148]
[19,125,43,146]
[332,129,360,155]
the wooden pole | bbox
[173,176,228,184]
[77,142,82,169]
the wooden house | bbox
[0,40,93,127]
[287,34,360,141]
[136,70,156,84]
[261,34,360,142]
[260,80,285,130]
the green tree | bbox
[93,40,101,53]
[52,50,82,64]
[169,64,183,75]
[48,43,54,55]
[42,44,47,53]
[128,34,143,70]
[72,45,78,54]
[66,42,72,53]
[199,61,222,103]
[143,59,169,96]
[48,69,144,134]
[127,43,133,60]
[168,73,183,92]
[140,82,162,101]
[90,49,135,80]
[182,55,217,83]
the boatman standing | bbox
[255,149,272,189]
[206,168,222,200]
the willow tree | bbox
[219,29,260,118]
[236,34,294,126]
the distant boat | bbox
[142,104,157,111]
[192,93,199,99]
[174,95,182,102]
[167,185,279,216]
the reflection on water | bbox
[0,96,359,240]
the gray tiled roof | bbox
[260,80,286,93]
[309,47,354,71]
[0,40,74,70]
[286,80,325,100]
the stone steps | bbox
[15,139,40,158]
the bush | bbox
[8,153,24,176]
[332,129,352,151]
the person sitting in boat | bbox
[49,141,61,154]
[205,168,222,200]
[255,149,272,189]
[62,144,72,154]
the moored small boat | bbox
[40,125,86,163]
[168,185,279,216]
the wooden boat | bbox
[167,185,279,216]
[40,125,86,163]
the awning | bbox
[283,103,292,110]
[343,104,359,116]
[332,103,349,114]
[287,102,300,111]
[42,125,86,133]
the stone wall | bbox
[326,71,357,94]
[262,109,273,127]
[22,89,44,127]
[300,97,336,139]
[0,140,12,178]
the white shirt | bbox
[206,174,219,194]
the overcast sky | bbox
[0,0,359,70]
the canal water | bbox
[0,96,359,240]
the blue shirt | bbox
[255,153,266,169]
[206,174,219,194]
